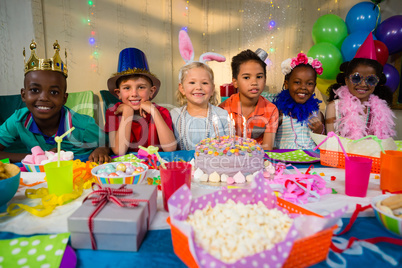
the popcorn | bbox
[187,199,293,263]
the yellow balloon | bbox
[316,78,336,96]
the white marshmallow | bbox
[220,174,229,182]
[209,171,221,182]
[233,171,246,184]
[199,174,209,182]
[193,168,204,181]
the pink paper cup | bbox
[160,162,192,212]
[345,156,372,197]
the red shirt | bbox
[104,102,173,152]
[219,93,279,144]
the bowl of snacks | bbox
[21,146,74,172]
[21,161,46,172]
[0,162,21,212]
[372,194,402,237]
[91,162,149,185]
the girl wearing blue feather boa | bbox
[273,53,325,149]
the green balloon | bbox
[307,43,343,80]
[312,14,348,50]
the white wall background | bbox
[1,0,401,136]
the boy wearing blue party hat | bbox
[105,47,176,154]
[0,40,111,163]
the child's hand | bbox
[89,147,111,164]
[114,103,133,115]
[308,113,324,134]
[139,101,154,118]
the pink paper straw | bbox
[313,131,349,160]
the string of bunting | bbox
[84,183,150,250]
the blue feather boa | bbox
[273,89,321,124]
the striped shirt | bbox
[274,114,316,149]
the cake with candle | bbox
[193,135,265,183]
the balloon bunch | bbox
[308,1,401,96]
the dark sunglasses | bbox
[348,73,379,87]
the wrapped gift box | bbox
[68,184,157,252]
[220,83,236,97]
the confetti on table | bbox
[331,176,336,181]
[320,172,325,176]
[332,188,338,194]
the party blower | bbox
[44,127,75,196]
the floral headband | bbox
[281,53,323,76]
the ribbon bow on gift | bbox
[83,183,150,250]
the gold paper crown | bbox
[24,40,68,77]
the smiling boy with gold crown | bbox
[0,40,111,163]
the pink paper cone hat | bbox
[354,32,377,61]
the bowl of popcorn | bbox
[0,162,21,212]
[372,194,402,237]
[91,162,148,185]
[21,146,74,172]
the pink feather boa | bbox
[334,86,396,139]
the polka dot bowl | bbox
[21,161,45,172]
[0,164,21,212]
[91,162,149,185]
[372,194,402,237]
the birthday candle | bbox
[242,115,247,138]
[212,115,220,139]
[231,115,236,146]
[227,114,231,138]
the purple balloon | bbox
[383,63,400,93]
[376,15,402,54]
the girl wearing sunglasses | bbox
[325,56,395,139]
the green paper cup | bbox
[44,161,73,196]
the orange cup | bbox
[380,150,402,192]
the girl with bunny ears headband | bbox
[170,30,229,150]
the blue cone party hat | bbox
[107,47,160,99]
